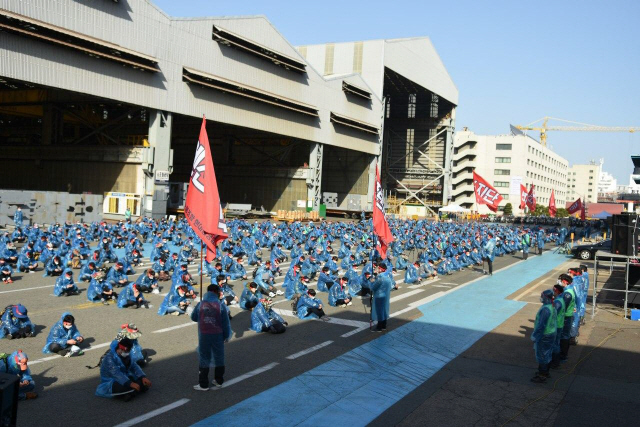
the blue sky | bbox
[152,0,640,183]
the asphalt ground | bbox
[1,229,561,427]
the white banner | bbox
[510,176,523,195]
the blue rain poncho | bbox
[404,264,419,284]
[3,350,35,400]
[250,303,285,332]
[1,305,34,339]
[532,291,557,365]
[239,286,260,310]
[53,271,78,296]
[43,311,82,353]
[191,292,232,368]
[95,340,146,398]
[87,277,112,302]
[117,283,146,308]
[296,294,323,319]
[157,291,189,315]
[371,274,393,322]
[328,282,351,306]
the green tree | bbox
[555,208,569,218]
[531,205,549,216]
[503,203,513,215]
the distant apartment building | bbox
[567,161,601,204]
[451,129,569,214]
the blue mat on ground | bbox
[192,252,567,427]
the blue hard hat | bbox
[12,304,28,319]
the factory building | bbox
[0,0,456,222]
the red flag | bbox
[525,185,536,211]
[549,189,556,218]
[519,184,528,210]
[373,166,394,259]
[184,117,228,263]
[473,171,503,212]
[581,202,586,220]
[567,198,582,214]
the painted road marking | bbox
[152,322,197,334]
[219,363,280,389]
[114,398,191,427]
[390,288,424,303]
[286,341,334,360]
[30,341,112,365]
[0,284,54,294]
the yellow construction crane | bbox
[514,116,640,146]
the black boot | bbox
[198,367,210,389]
[213,366,225,387]
[560,339,570,361]
[549,353,560,369]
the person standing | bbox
[536,228,545,255]
[521,230,531,260]
[371,264,393,332]
[124,207,132,222]
[191,284,232,391]
[483,233,496,275]
[531,290,557,383]
[14,206,23,227]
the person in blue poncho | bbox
[251,298,287,333]
[107,262,129,288]
[117,283,150,309]
[2,350,37,400]
[483,233,496,275]
[404,261,421,284]
[240,282,260,310]
[191,284,232,391]
[87,271,117,305]
[95,338,151,401]
[17,251,38,273]
[316,267,336,292]
[0,258,14,283]
[328,277,352,307]
[1,304,34,339]
[531,289,557,383]
[13,206,23,227]
[43,255,64,277]
[54,269,79,296]
[371,264,393,332]
[43,312,85,357]
[157,285,191,316]
[296,288,330,321]
[79,261,97,282]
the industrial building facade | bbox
[0,0,457,220]
[452,129,569,214]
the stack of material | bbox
[273,210,320,222]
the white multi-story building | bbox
[452,129,568,214]
[567,161,601,204]
[598,170,617,194]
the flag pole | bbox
[370,229,375,331]
[200,242,203,299]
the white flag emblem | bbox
[191,142,206,193]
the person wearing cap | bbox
[158,285,191,316]
[240,282,260,310]
[54,269,79,296]
[87,271,117,305]
[43,312,85,357]
[0,258,14,283]
[43,255,64,277]
[296,289,330,321]
[2,350,37,400]
[114,323,147,366]
[0,304,34,339]
[95,337,151,400]
[371,264,393,332]
[328,277,352,307]
[191,284,232,391]
[251,298,287,333]
[134,268,160,294]
[107,262,129,288]
[117,283,150,310]
[530,289,557,383]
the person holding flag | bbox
[371,166,394,331]
[184,117,231,391]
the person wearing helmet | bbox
[95,337,151,401]
[2,350,37,400]
[87,271,117,305]
[0,304,34,339]
[531,289,557,383]
[251,298,287,333]
[54,269,79,296]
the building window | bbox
[406,128,414,144]
[493,181,509,187]
[495,157,511,163]
[408,94,416,118]
[501,194,510,200]
[324,43,335,75]
[430,93,439,118]
[385,97,391,118]
[495,169,511,175]
[352,41,363,73]
[496,143,512,150]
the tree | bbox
[555,208,569,218]
[503,203,513,215]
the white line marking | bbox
[0,284,54,294]
[431,284,453,288]
[286,341,333,359]
[30,341,112,365]
[390,292,446,318]
[390,288,424,303]
[220,362,279,388]
[340,326,370,338]
[152,322,197,334]
[113,398,191,427]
